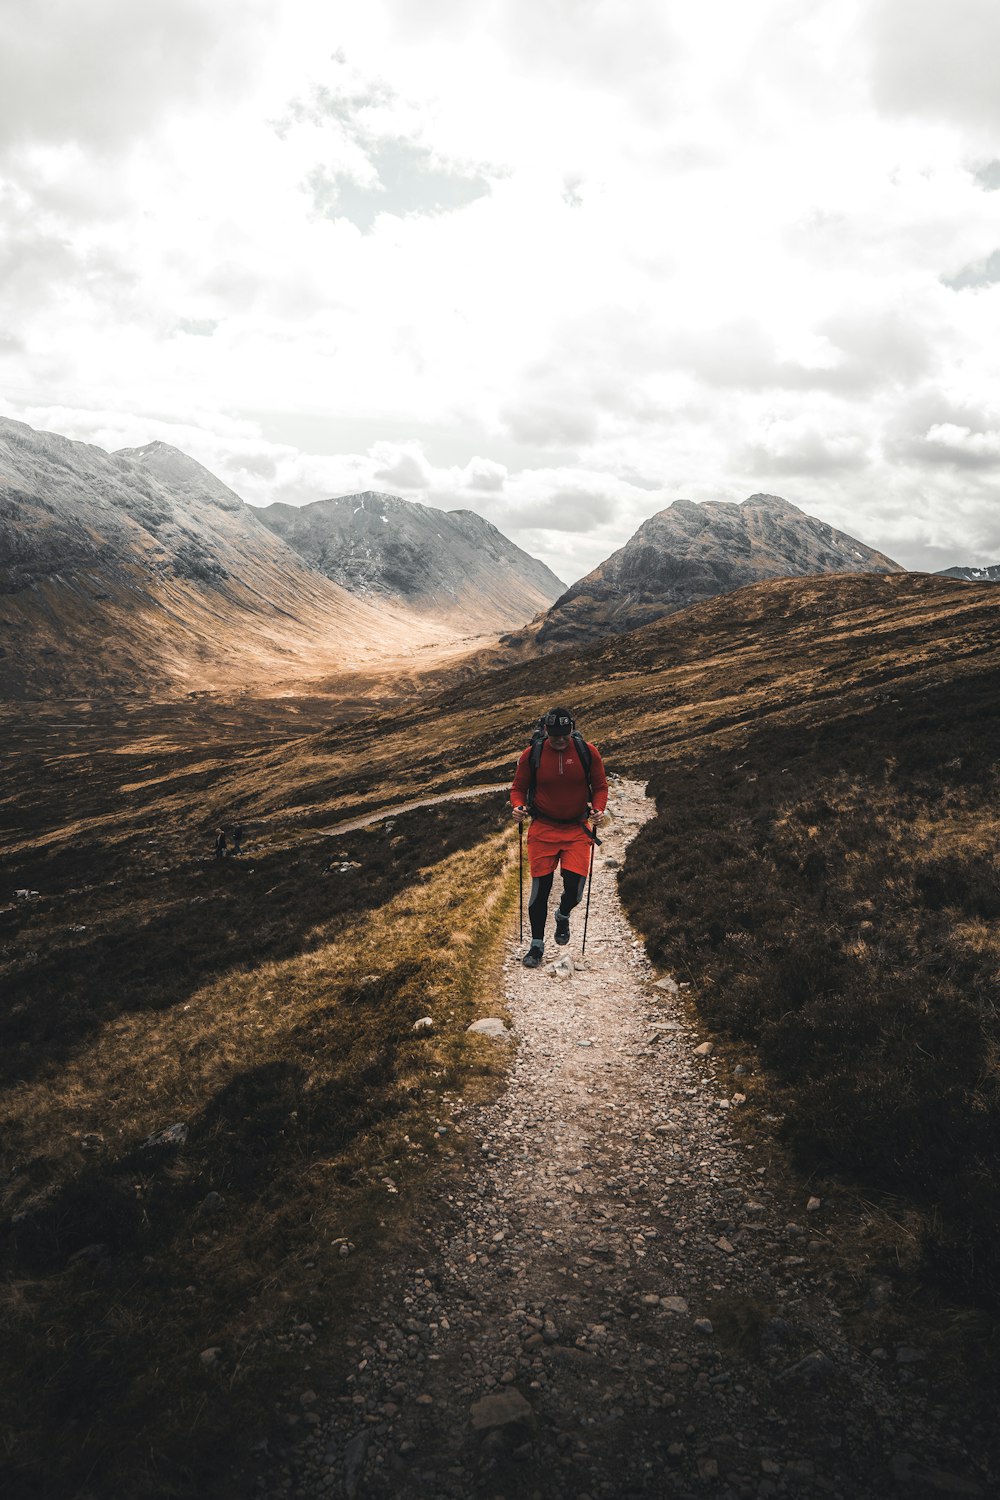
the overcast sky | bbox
[2,0,1000,584]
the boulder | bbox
[470,1388,534,1431]
[142,1122,188,1150]
[467,1018,511,1039]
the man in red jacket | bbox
[510,706,608,968]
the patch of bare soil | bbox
[250,781,991,1500]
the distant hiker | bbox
[213,827,227,859]
[511,706,608,968]
[231,824,244,855]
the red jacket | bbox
[510,738,608,823]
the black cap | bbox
[543,706,574,736]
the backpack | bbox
[525,717,593,811]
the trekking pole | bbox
[581,819,596,956]
[518,820,524,944]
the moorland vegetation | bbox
[620,671,1000,1306]
[3,570,1000,1496]
[2,787,515,1498]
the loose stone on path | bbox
[254,779,992,1500]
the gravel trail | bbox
[267,778,989,1500]
[318,784,508,838]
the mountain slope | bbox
[0,419,457,698]
[257,490,565,633]
[5,569,1000,1497]
[504,492,903,653]
[221,570,1000,1319]
[937,564,1000,582]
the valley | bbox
[7,6,1000,1493]
[0,419,561,700]
[3,569,1000,1497]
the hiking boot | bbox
[554,911,570,945]
[522,945,544,969]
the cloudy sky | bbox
[2,0,999,584]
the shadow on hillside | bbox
[0,794,508,1088]
[10,1059,311,1271]
[620,671,1000,1306]
[5,1061,404,1500]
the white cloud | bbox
[885,392,1000,471]
[742,418,871,477]
[372,443,433,489]
[3,1,1000,580]
[921,423,1000,467]
[941,249,1000,290]
[973,160,1000,191]
[868,0,1000,131]
[0,0,275,154]
[463,457,507,492]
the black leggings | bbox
[527,869,587,940]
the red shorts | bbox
[526,818,593,878]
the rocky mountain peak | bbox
[257,490,564,633]
[354,490,413,507]
[937,563,1000,582]
[0,416,485,697]
[514,491,903,652]
[114,441,245,513]
[741,492,803,512]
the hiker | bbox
[510,706,608,968]
[213,827,227,859]
[230,824,244,855]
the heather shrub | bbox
[621,681,1000,1305]
[914,853,1000,918]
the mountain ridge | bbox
[0,418,465,698]
[0,418,569,696]
[502,490,904,653]
[256,489,565,633]
[937,563,1000,582]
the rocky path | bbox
[263,779,988,1500]
[318,783,507,838]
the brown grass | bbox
[1,797,516,1499]
[619,675,1000,1309]
[6,571,1000,1493]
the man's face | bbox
[546,730,569,750]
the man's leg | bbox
[553,867,587,944]
[527,873,554,944]
[559,868,587,914]
[523,873,554,967]
[552,830,591,944]
[523,827,559,968]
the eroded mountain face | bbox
[515,493,904,651]
[257,491,565,633]
[0,420,570,699]
[937,564,1000,582]
[0,420,460,697]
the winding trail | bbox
[318,784,507,838]
[269,779,989,1500]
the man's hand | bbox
[512,806,528,823]
[591,808,607,824]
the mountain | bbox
[503,492,904,653]
[0,419,459,698]
[256,490,565,633]
[8,569,1000,1496]
[937,564,1000,582]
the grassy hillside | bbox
[205,569,1000,1305]
[619,670,1000,1304]
[4,569,1000,1494]
[207,572,1000,828]
[1,788,515,1499]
